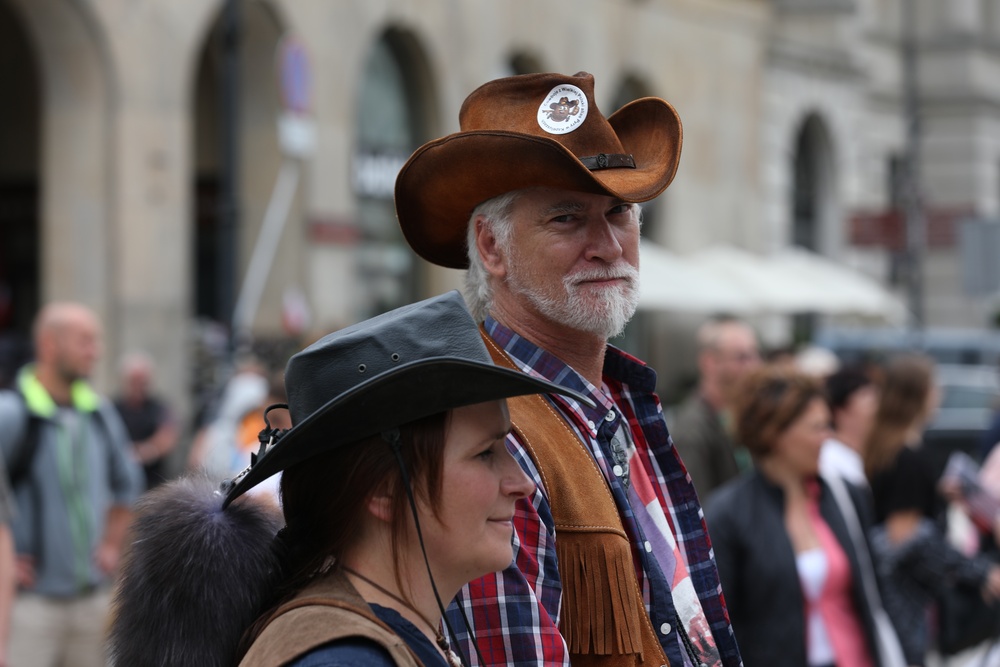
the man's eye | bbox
[609,204,631,216]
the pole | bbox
[218,0,241,345]
[902,0,925,331]
[231,159,300,339]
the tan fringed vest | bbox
[482,332,669,667]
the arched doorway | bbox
[190,1,301,417]
[192,0,289,331]
[352,27,438,318]
[0,0,40,386]
[791,112,836,342]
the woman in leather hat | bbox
[108,291,591,667]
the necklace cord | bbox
[383,429,483,667]
[341,566,438,636]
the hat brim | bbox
[395,97,682,269]
[222,357,594,506]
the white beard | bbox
[507,262,640,340]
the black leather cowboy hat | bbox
[395,71,683,269]
[221,291,593,507]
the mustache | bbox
[566,264,639,287]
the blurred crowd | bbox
[675,315,1000,667]
[2,301,1000,666]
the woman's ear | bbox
[366,492,393,523]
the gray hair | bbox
[464,191,521,322]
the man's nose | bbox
[584,219,625,263]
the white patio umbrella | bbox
[638,241,756,313]
[687,245,907,323]
[770,246,907,323]
[689,245,821,313]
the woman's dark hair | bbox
[732,365,825,459]
[825,366,873,429]
[241,411,450,651]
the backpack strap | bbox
[7,391,41,490]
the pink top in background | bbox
[800,482,875,667]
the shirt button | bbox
[644,541,652,553]
[587,420,596,431]
[613,465,624,477]
[604,410,615,422]
[660,622,671,635]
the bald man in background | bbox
[0,303,142,667]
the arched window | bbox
[791,112,836,342]
[192,0,286,326]
[508,52,544,75]
[0,1,40,385]
[792,113,835,252]
[353,28,437,317]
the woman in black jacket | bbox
[705,366,885,667]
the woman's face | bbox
[419,400,535,585]
[922,380,942,425]
[772,398,830,478]
[840,384,879,440]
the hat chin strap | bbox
[382,429,483,667]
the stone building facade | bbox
[0,0,997,422]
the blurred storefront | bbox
[0,0,997,421]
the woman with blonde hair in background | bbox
[866,353,1000,665]
[706,365,891,667]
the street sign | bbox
[277,35,311,114]
[275,34,316,157]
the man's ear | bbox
[475,216,508,281]
[35,329,55,363]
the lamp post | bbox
[901,0,925,331]
[218,0,241,346]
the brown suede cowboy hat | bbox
[394,71,683,269]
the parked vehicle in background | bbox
[814,326,1000,368]
[813,327,1000,474]
[923,364,1000,476]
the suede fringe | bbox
[558,536,644,658]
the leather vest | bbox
[482,332,669,667]
[240,571,422,667]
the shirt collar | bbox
[17,365,101,417]
[484,316,658,417]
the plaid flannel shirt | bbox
[446,318,742,667]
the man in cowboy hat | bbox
[395,72,741,667]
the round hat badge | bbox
[537,84,588,135]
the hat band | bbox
[580,153,635,171]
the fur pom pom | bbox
[109,475,284,667]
